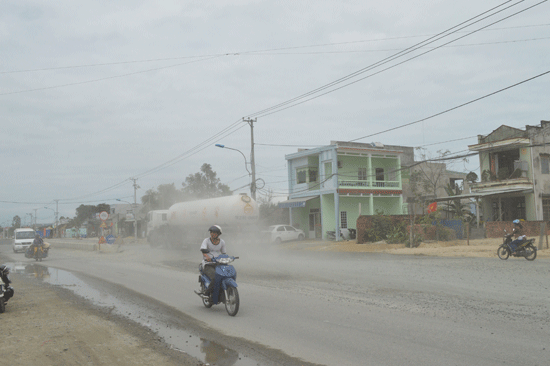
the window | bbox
[296,168,307,184]
[544,199,550,221]
[358,168,367,180]
[375,168,385,187]
[324,162,333,180]
[541,155,549,174]
[309,168,318,182]
[340,211,348,229]
[375,168,384,181]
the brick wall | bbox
[485,221,548,238]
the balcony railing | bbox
[338,180,400,189]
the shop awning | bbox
[278,196,318,208]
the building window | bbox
[358,168,367,180]
[340,211,347,229]
[324,162,333,180]
[543,199,550,221]
[541,155,549,174]
[309,168,318,182]
[297,168,307,184]
[375,168,384,181]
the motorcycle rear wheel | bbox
[497,245,510,260]
[524,244,537,261]
[0,297,5,313]
[200,283,212,308]
[225,287,239,316]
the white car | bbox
[262,225,305,244]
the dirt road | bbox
[0,264,202,366]
[2,237,548,365]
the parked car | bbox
[262,225,305,244]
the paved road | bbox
[2,241,549,365]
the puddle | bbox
[8,262,261,366]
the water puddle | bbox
[9,262,260,366]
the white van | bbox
[13,228,36,253]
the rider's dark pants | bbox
[204,265,216,294]
[510,239,523,252]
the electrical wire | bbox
[0,55,224,96]
[349,69,550,142]
[246,0,535,118]
[2,23,547,74]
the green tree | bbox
[12,215,21,229]
[74,204,110,227]
[181,163,232,199]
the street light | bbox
[215,144,255,198]
[44,207,56,237]
[116,199,138,245]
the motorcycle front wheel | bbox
[524,244,537,261]
[497,245,510,260]
[225,287,239,316]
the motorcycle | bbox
[497,230,537,261]
[0,278,14,313]
[25,245,49,261]
[195,254,240,316]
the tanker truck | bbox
[146,193,259,249]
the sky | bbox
[1,0,549,226]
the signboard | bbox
[106,235,115,244]
[99,211,109,221]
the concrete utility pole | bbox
[54,199,59,238]
[130,178,140,244]
[243,117,257,200]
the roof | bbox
[431,187,533,201]
[278,196,318,208]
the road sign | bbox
[106,235,115,244]
[99,211,109,221]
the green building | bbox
[279,141,407,240]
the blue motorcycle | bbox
[195,255,240,316]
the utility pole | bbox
[243,117,257,200]
[33,209,38,229]
[54,199,59,238]
[130,178,140,244]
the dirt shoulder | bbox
[1,265,202,366]
[282,237,550,258]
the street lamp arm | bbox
[215,144,251,175]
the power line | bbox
[349,70,550,142]
[0,55,224,96]
[2,23,548,74]
[245,0,533,118]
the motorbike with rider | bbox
[497,219,537,261]
[27,234,45,261]
[0,265,14,313]
[194,225,240,316]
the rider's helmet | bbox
[208,225,222,235]
[513,219,520,225]
[0,265,9,276]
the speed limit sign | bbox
[99,211,109,221]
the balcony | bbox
[338,180,400,189]
[470,177,532,193]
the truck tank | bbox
[168,193,258,228]
[148,194,259,248]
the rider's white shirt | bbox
[200,237,226,265]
